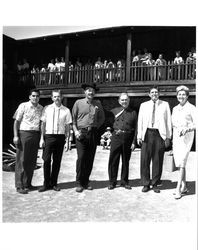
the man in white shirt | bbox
[39,89,72,192]
[137,86,172,193]
[13,89,43,194]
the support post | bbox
[65,40,70,85]
[126,33,132,83]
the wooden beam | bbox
[126,33,132,83]
[65,40,70,85]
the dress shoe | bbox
[24,185,37,191]
[84,184,93,190]
[38,186,49,192]
[153,186,160,193]
[76,186,83,193]
[108,184,115,190]
[16,188,28,194]
[120,183,132,189]
[124,184,132,190]
[53,186,61,191]
[181,187,189,194]
[174,192,182,199]
[142,186,150,192]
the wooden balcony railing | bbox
[32,62,196,87]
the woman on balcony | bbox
[172,85,196,199]
[155,54,167,80]
[142,53,155,81]
[173,51,184,80]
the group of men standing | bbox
[13,83,172,195]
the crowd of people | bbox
[13,84,196,200]
[27,47,197,84]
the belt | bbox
[80,127,96,132]
[114,129,133,135]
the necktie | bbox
[151,101,156,127]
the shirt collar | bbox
[52,103,62,109]
[28,100,39,108]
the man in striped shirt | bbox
[39,89,72,192]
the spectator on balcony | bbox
[173,51,184,65]
[55,57,61,84]
[142,53,155,80]
[47,59,56,84]
[40,64,47,85]
[132,50,141,64]
[17,60,23,72]
[94,57,103,82]
[21,58,30,75]
[75,57,82,83]
[85,59,93,83]
[31,65,39,85]
[191,47,196,60]
[106,59,115,82]
[155,54,167,80]
[116,59,125,82]
[85,59,92,69]
[68,61,74,83]
[186,52,195,79]
[60,57,65,83]
[17,60,23,82]
[131,50,141,81]
[140,48,149,62]
[75,57,82,68]
[173,51,184,80]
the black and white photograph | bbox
[0,1,197,250]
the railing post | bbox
[126,33,132,83]
[65,40,70,85]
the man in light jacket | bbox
[137,86,172,193]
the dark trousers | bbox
[140,129,165,187]
[15,131,40,188]
[108,132,133,186]
[75,129,97,187]
[42,134,65,187]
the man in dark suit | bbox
[108,93,137,190]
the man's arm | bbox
[13,120,20,146]
[137,104,143,146]
[72,101,81,140]
[64,124,71,152]
[39,121,46,148]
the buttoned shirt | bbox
[111,106,137,132]
[172,101,196,133]
[174,56,183,64]
[72,98,105,129]
[41,103,72,135]
[14,101,43,131]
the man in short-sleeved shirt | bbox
[72,83,105,192]
[13,89,43,194]
[39,89,72,192]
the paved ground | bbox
[2,146,197,222]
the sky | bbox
[3,25,119,40]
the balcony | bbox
[32,62,196,97]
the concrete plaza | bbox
[2,146,197,223]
